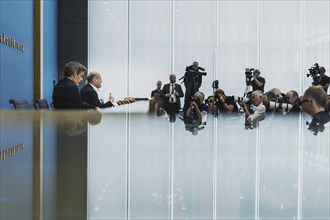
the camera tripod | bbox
[243,79,253,98]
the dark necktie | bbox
[170,84,174,103]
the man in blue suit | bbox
[80,71,115,108]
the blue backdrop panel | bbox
[0,0,34,109]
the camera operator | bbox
[183,61,207,113]
[239,90,266,128]
[209,89,238,115]
[314,67,330,93]
[249,69,265,92]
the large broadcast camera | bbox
[307,63,320,85]
[244,68,255,97]
[180,65,207,101]
[245,68,255,83]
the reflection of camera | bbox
[306,121,324,135]
[245,68,254,81]
[268,101,293,112]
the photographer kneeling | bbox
[209,89,238,115]
[239,90,266,129]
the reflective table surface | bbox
[0,101,329,219]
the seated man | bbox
[52,61,94,109]
[149,80,163,115]
[240,90,266,128]
[151,80,162,98]
[80,71,115,108]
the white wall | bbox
[88,0,329,101]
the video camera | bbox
[212,80,219,90]
[245,68,255,81]
[186,67,207,77]
[307,63,320,78]
[179,66,207,85]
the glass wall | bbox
[88,0,330,219]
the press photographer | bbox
[239,90,266,129]
[245,68,265,92]
[208,89,238,115]
[185,91,209,125]
[308,64,330,93]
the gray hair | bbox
[64,61,86,77]
[87,71,101,83]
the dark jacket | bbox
[80,83,114,108]
[161,83,184,111]
[52,78,93,109]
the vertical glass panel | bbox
[88,1,128,100]
[304,0,330,94]
[259,1,302,93]
[174,0,216,99]
[259,114,300,219]
[129,114,170,219]
[173,116,214,219]
[218,1,258,97]
[88,113,128,219]
[301,112,330,219]
[130,1,171,98]
[259,1,302,219]
[217,114,257,219]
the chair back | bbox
[34,99,50,109]
[9,99,33,109]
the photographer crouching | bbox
[182,61,207,113]
[185,91,209,125]
[208,89,238,115]
[239,90,266,129]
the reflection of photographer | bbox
[209,89,238,115]
[246,69,265,92]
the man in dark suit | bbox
[80,71,115,108]
[52,61,94,109]
[161,74,184,115]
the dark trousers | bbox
[165,102,179,115]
